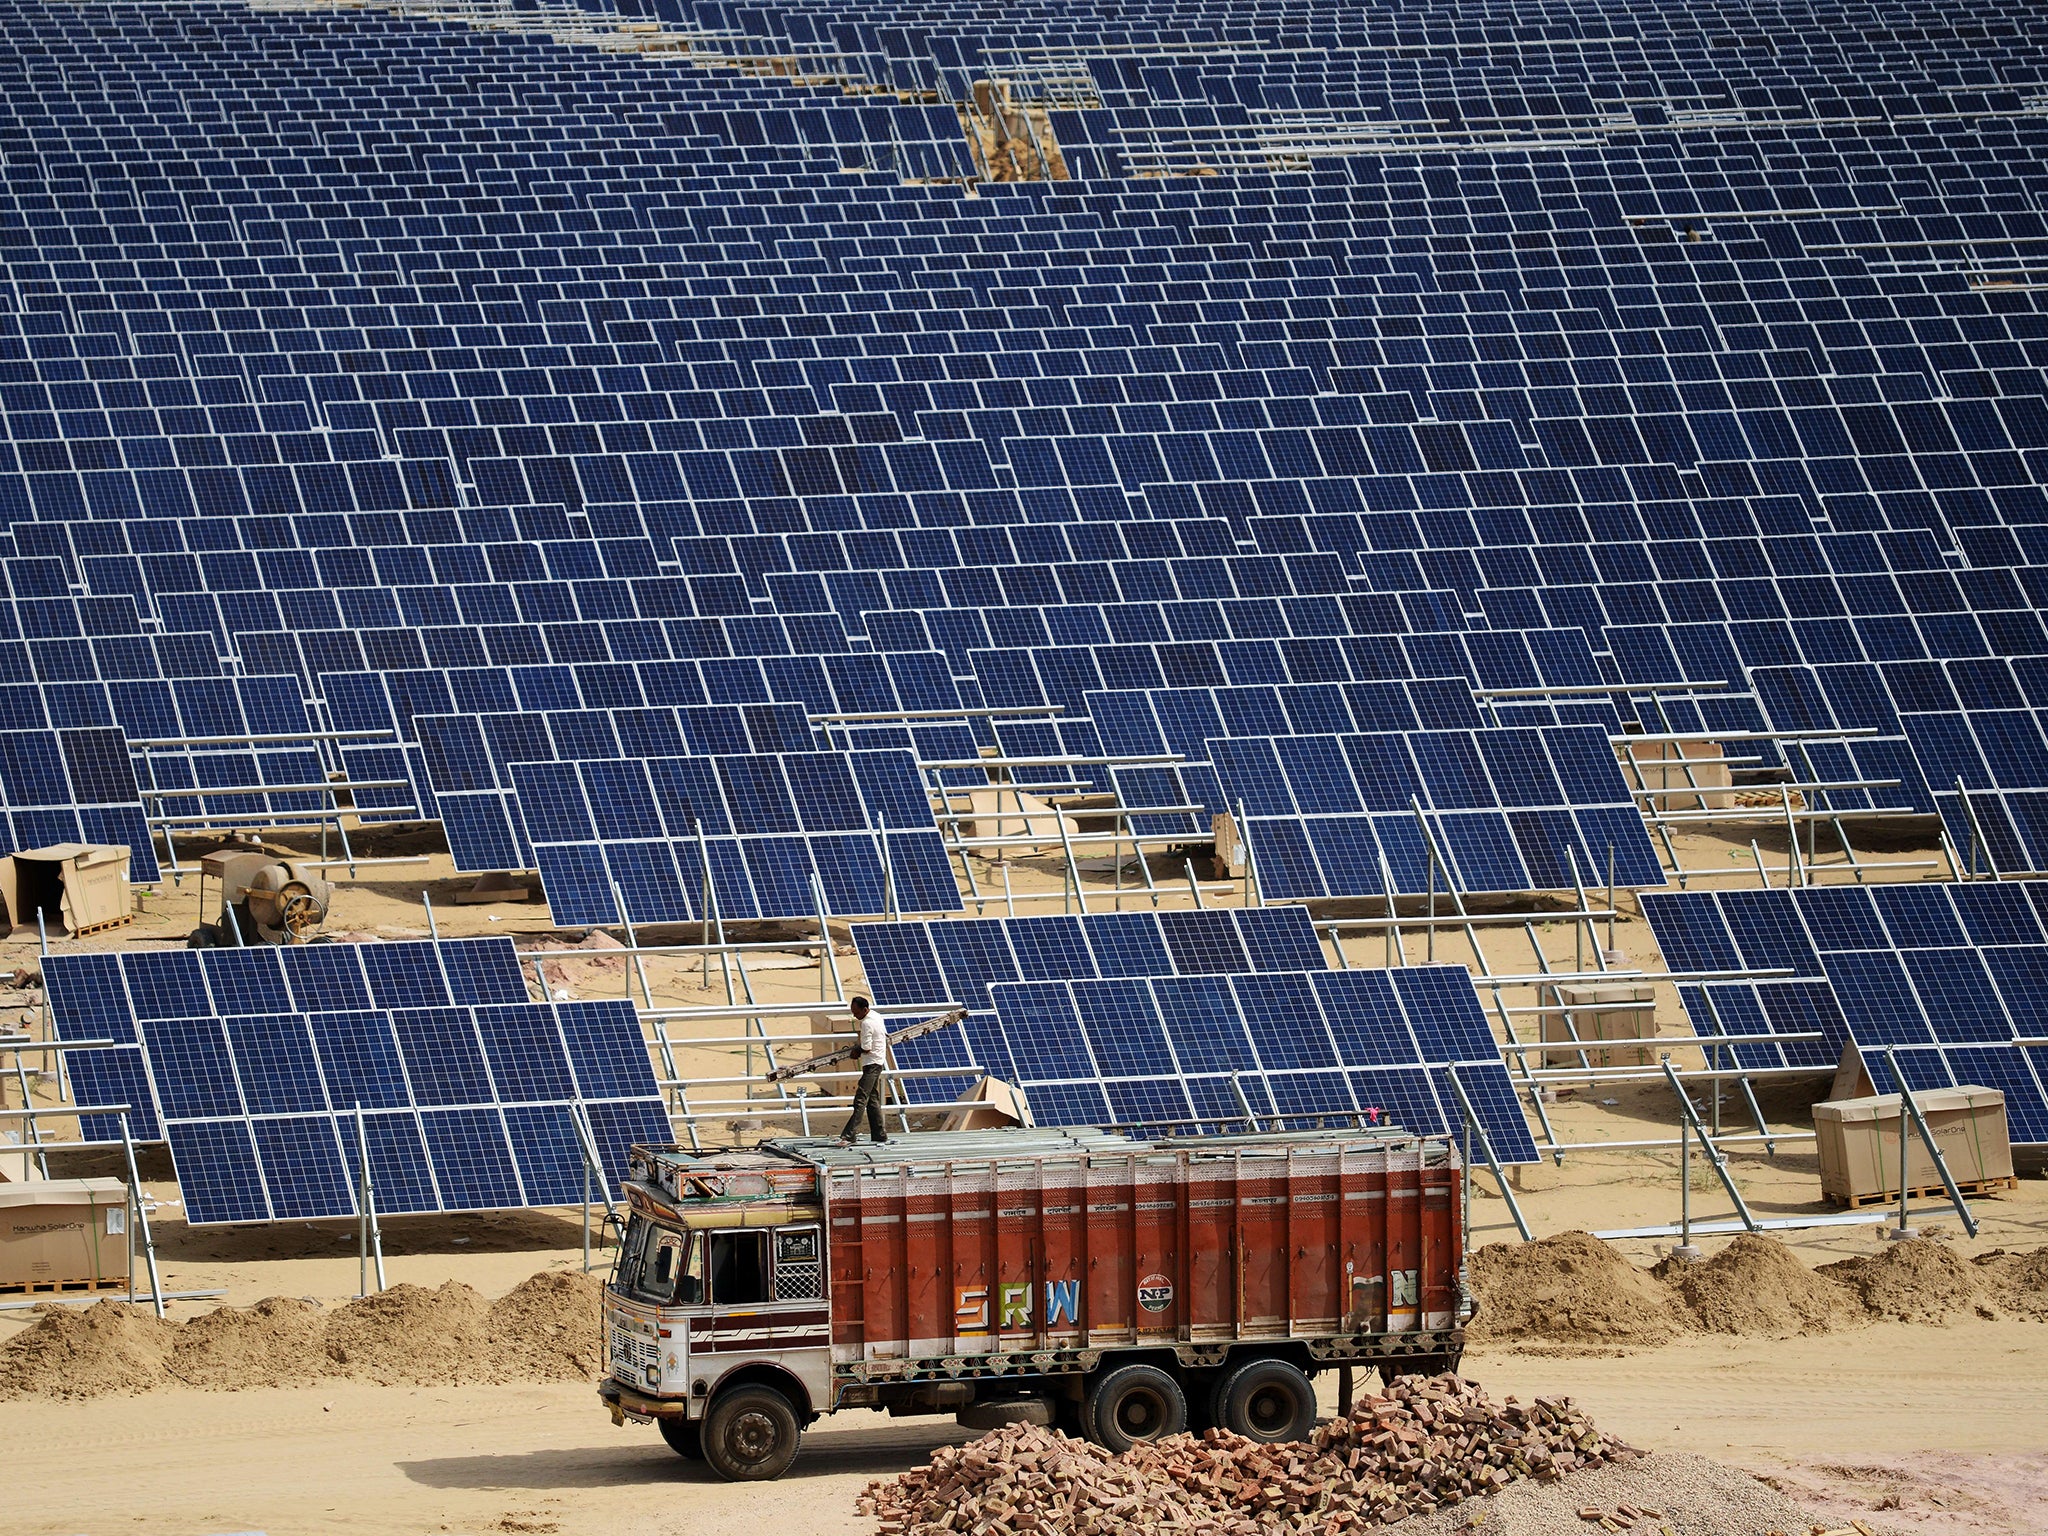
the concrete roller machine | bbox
[187,847,334,947]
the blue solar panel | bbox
[47,943,668,1221]
[1644,885,2048,1142]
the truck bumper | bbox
[598,1379,690,1424]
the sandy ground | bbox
[3,825,2042,1534]
[2,1315,2043,1536]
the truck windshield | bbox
[626,1221,702,1306]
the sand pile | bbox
[1654,1234,1862,1338]
[173,1297,327,1389]
[323,1280,494,1385]
[1980,1248,2048,1320]
[0,1298,176,1399]
[1818,1239,1989,1324]
[1469,1231,1691,1350]
[0,1267,604,1400]
[487,1270,608,1381]
[1473,1233,2048,1352]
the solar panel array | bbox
[45,936,669,1222]
[1642,884,2048,1142]
[851,906,1327,1096]
[12,0,2048,1190]
[988,966,1538,1160]
[1209,724,1664,897]
[508,746,961,923]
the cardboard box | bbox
[0,1178,131,1289]
[1812,1087,2013,1204]
[1541,983,1656,1067]
[0,844,131,938]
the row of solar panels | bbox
[1642,882,2048,1144]
[44,937,672,1224]
[844,906,1535,1157]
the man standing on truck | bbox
[837,996,890,1146]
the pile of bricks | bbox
[861,1374,1638,1534]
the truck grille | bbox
[611,1327,658,1381]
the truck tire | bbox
[700,1386,801,1481]
[1082,1365,1186,1453]
[1215,1359,1318,1443]
[658,1416,702,1460]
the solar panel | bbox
[0,727,158,883]
[46,938,667,1221]
[847,907,1330,1102]
[1643,886,2048,1141]
[989,964,1534,1159]
[514,748,960,924]
[1219,727,1663,898]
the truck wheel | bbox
[1215,1359,1317,1444]
[1082,1365,1186,1453]
[700,1386,801,1481]
[658,1417,702,1460]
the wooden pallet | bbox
[67,912,134,939]
[1827,1174,2018,1209]
[0,1276,130,1297]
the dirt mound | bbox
[1469,1231,1691,1350]
[1819,1239,1988,1324]
[1974,1249,2048,1321]
[171,1297,328,1390]
[484,1269,605,1382]
[1656,1234,1861,1337]
[0,1299,177,1400]
[323,1280,493,1385]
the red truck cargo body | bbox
[823,1137,1458,1364]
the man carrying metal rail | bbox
[837,996,890,1146]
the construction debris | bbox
[861,1375,1638,1533]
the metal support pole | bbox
[119,1112,164,1320]
[1781,785,1804,887]
[422,888,440,940]
[1659,1056,1757,1233]
[1052,805,1082,915]
[1882,1047,1978,1238]
[354,1103,384,1294]
[1443,1067,1531,1242]
[1236,801,1260,907]
[1185,859,1204,909]
[1673,1110,1700,1261]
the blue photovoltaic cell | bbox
[1235,908,1328,972]
[167,1120,270,1225]
[419,1108,524,1209]
[140,1017,243,1119]
[226,1016,327,1116]
[558,999,660,1099]
[503,1103,590,1206]
[361,942,453,1010]
[309,1011,413,1111]
[1159,910,1248,973]
[200,949,293,1016]
[124,951,211,1021]
[358,1112,442,1214]
[253,1115,355,1219]
[66,1047,159,1141]
[475,1005,579,1101]
[440,937,533,1006]
[281,945,373,1013]
[1085,911,1175,977]
[391,1007,497,1105]
[986,963,1534,1156]
[1008,916,1098,981]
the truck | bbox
[599,1126,1470,1480]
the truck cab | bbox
[601,1147,830,1480]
